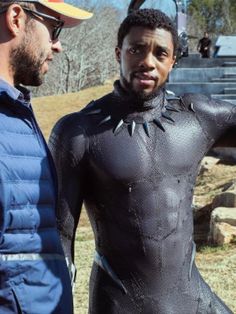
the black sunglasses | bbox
[22,7,64,41]
[0,6,64,41]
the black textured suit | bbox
[49,81,234,313]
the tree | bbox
[32,1,121,96]
[187,0,236,37]
[187,0,236,52]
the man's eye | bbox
[156,50,168,58]
[129,47,139,54]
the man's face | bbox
[116,26,176,99]
[10,7,62,86]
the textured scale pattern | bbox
[49,82,236,314]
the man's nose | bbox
[52,39,63,53]
[140,52,156,69]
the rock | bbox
[211,207,236,226]
[198,156,220,175]
[212,191,236,208]
[209,207,236,245]
[210,222,236,245]
[221,180,236,192]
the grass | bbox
[32,83,113,140]
[196,244,236,312]
[32,84,236,314]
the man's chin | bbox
[132,87,162,101]
[120,77,163,101]
[21,75,44,87]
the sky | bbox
[71,0,188,20]
[116,0,188,19]
[138,0,177,18]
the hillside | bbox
[32,83,236,314]
[32,83,113,140]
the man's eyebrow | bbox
[128,41,147,46]
[128,41,171,51]
[156,45,172,53]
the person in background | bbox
[197,31,211,58]
[0,0,92,313]
[50,9,233,314]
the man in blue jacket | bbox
[0,0,92,313]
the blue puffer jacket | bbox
[0,86,73,314]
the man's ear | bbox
[6,4,26,37]
[169,55,176,72]
[115,47,121,63]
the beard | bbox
[120,70,164,102]
[10,25,46,87]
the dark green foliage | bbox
[188,0,236,35]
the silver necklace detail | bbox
[85,97,195,137]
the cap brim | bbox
[39,1,93,27]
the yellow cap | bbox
[36,0,93,27]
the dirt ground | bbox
[194,158,236,207]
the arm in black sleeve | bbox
[49,113,88,268]
[213,100,236,147]
[183,94,236,147]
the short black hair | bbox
[117,9,178,56]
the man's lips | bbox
[42,57,53,73]
[133,72,157,81]
[46,57,53,62]
[132,72,157,88]
[41,56,53,67]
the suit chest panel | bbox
[88,112,209,185]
